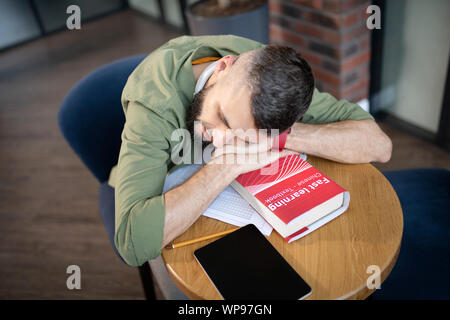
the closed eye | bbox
[218,108,231,129]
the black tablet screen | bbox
[194,224,312,300]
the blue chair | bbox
[58,54,157,299]
[372,168,450,299]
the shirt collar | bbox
[193,61,218,98]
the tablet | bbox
[194,224,312,300]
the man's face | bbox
[189,52,269,148]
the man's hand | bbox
[210,137,296,175]
[163,137,294,248]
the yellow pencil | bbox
[165,227,240,249]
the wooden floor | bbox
[0,9,449,299]
[0,10,181,299]
[372,123,450,172]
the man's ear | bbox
[214,55,235,73]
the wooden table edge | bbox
[337,237,402,300]
[334,171,404,300]
[163,232,403,300]
[165,262,208,300]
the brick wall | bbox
[269,0,372,104]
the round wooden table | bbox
[161,157,404,299]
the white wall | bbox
[380,0,450,133]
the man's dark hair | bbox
[247,45,314,133]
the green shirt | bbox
[111,35,373,266]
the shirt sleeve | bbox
[114,101,173,266]
[300,88,374,124]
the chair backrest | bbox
[58,55,146,183]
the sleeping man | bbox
[108,35,392,266]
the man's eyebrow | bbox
[218,108,231,129]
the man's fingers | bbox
[217,141,273,155]
[260,149,296,164]
[277,149,297,159]
[214,147,296,160]
[211,145,298,169]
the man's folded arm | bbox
[285,89,392,163]
[114,101,173,267]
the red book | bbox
[231,154,350,241]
